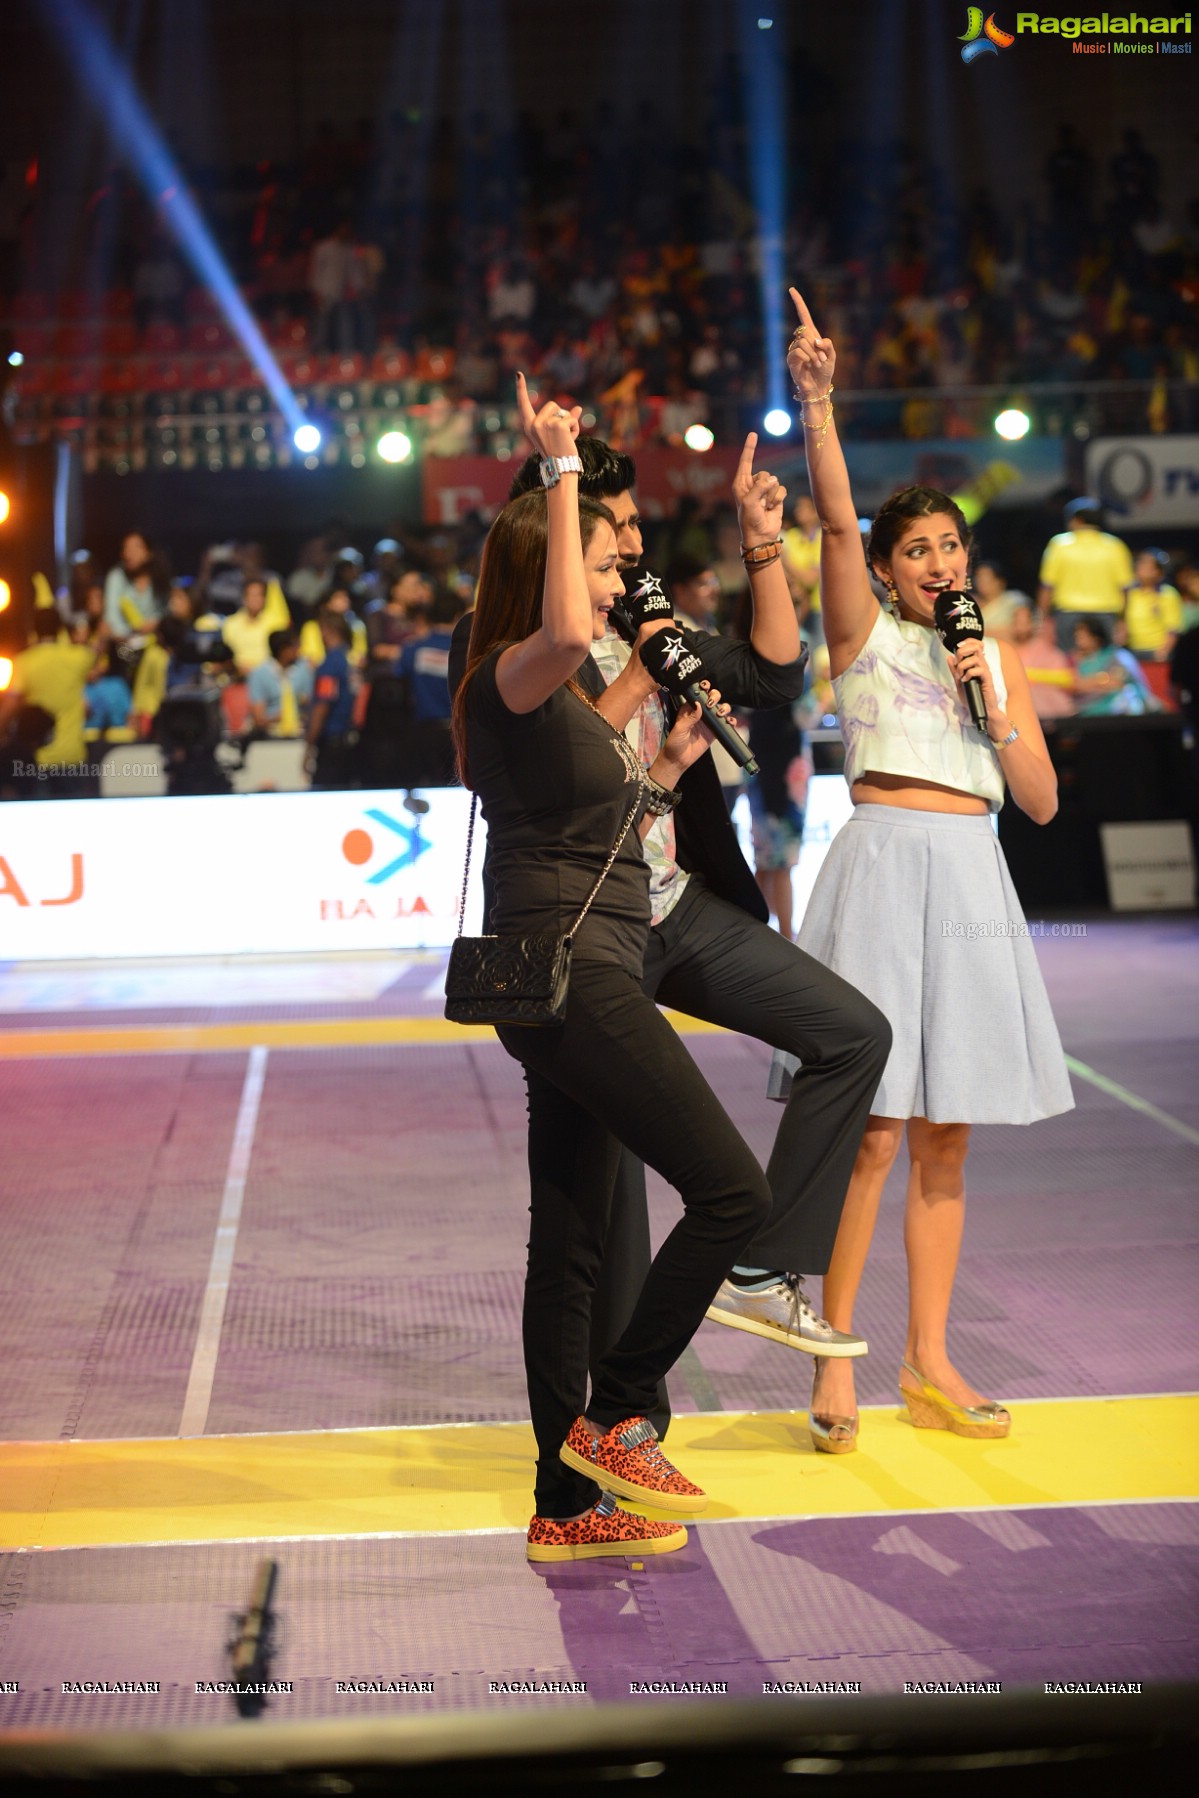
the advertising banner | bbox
[1,778,855,962]
[421,445,743,524]
[1086,437,1199,529]
[0,788,484,961]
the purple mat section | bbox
[1,921,1197,1440]
[1,1504,1195,1729]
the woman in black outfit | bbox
[451,380,772,1562]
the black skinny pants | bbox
[498,955,772,1519]
[590,877,893,1440]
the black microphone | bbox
[933,590,989,734]
[638,628,759,774]
[609,568,676,645]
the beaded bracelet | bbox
[797,386,835,452]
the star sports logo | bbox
[632,571,669,610]
[660,631,687,673]
[960,6,1015,59]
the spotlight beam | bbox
[42,0,306,438]
[737,0,789,417]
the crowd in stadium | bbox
[4,112,1197,455]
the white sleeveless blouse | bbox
[833,605,1007,810]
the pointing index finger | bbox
[736,431,758,485]
[789,286,817,334]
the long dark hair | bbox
[865,485,971,574]
[451,492,615,788]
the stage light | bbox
[43,0,309,444]
[758,16,774,26]
[293,424,321,454]
[0,490,9,523]
[0,580,10,611]
[684,424,715,452]
[764,409,792,437]
[995,408,1031,441]
[7,351,23,367]
[377,430,413,463]
[0,656,11,688]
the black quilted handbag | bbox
[445,783,643,1028]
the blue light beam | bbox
[43,0,306,437]
[737,0,789,418]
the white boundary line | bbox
[7,1391,1193,1450]
[14,1495,1199,1555]
[177,1045,268,1439]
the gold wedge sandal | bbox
[899,1359,1011,1439]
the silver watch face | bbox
[539,457,558,489]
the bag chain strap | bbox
[454,775,645,943]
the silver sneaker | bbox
[705,1273,867,1358]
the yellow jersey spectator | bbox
[299,585,367,668]
[1125,548,1183,660]
[782,492,822,619]
[221,576,291,674]
[1038,497,1133,650]
[0,612,98,779]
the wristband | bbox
[643,778,682,817]
[990,725,1019,747]
[740,538,783,567]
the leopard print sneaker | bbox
[526,1492,688,1562]
[558,1415,708,1515]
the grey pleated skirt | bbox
[767,804,1075,1125]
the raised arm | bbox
[732,432,799,665]
[786,287,878,675]
[494,374,590,715]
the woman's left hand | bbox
[659,683,729,773]
[733,431,787,548]
[948,639,1004,727]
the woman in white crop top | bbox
[770,289,1074,1454]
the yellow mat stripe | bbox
[2,1397,1195,1551]
[0,1010,722,1060]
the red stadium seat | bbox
[101,322,139,356]
[99,361,141,394]
[371,347,411,381]
[142,320,183,354]
[55,323,102,357]
[268,317,309,348]
[324,352,366,383]
[188,320,235,355]
[192,357,235,390]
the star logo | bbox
[660,631,687,672]
[632,571,667,606]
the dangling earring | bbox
[964,573,973,593]
[883,579,901,618]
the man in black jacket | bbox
[450,435,889,1439]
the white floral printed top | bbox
[835,606,1008,810]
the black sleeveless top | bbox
[466,648,650,967]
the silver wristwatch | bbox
[539,455,583,488]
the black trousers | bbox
[498,955,772,1519]
[595,877,892,1439]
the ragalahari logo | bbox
[960,7,1015,60]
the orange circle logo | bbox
[341,828,373,865]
